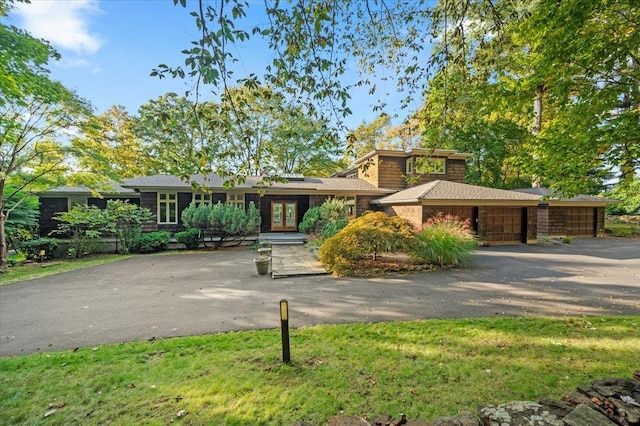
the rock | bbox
[328,416,371,426]
[610,397,640,424]
[406,420,434,425]
[538,398,575,418]
[176,410,187,418]
[563,404,617,426]
[371,414,393,426]
[432,412,479,425]
[477,401,563,425]
[591,378,640,399]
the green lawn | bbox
[0,254,133,286]
[1,316,638,425]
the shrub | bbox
[412,213,477,267]
[319,211,415,275]
[182,201,261,248]
[175,229,200,249]
[299,198,350,242]
[17,237,59,260]
[54,205,110,258]
[105,200,153,254]
[136,231,170,253]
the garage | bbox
[371,180,541,244]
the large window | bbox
[192,192,212,207]
[414,157,446,174]
[227,192,245,209]
[158,192,178,224]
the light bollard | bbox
[280,299,291,364]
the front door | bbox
[271,202,297,231]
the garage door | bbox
[485,207,525,243]
[565,207,596,237]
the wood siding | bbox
[358,155,468,189]
[38,198,68,237]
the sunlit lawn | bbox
[1,316,638,425]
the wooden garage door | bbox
[485,207,524,243]
[566,207,596,237]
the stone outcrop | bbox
[295,374,640,426]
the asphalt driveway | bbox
[1,238,638,356]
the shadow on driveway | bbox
[1,238,638,356]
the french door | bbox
[271,202,297,231]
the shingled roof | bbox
[512,187,618,205]
[122,174,391,194]
[371,180,541,205]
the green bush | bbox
[412,213,477,267]
[319,211,415,276]
[299,198,350,241]
[17,237,59,260]
[137,231,170,253]
[181,201,261,248]
[175,229,200,250]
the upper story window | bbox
[192,192,212,207]
[414,157,446,174]
[158,192,177,224]
[227,192,245,209]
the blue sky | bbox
[8,0,415,130]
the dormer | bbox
[353,149,473,189]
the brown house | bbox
[38,148,617,244]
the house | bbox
[37,148,617,244]
[38,184,140,237]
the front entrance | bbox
[271,202,297,231]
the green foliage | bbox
[16,237,59,261]
[606,178,640,215]
[1,2,91,268]
[55,201,153,256]
[2,186,39,246]
[105,200,153,254]
[136,231,170,253]
[319,211,415,276]
[55,205,110,258]
[182,201,261,248]
[298,206,322,235]
[299,198,349,241]
[412,213,477,267]
[175,228,200,250]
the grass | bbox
[1,316,638,425]
[0,254,133,286]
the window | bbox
[227,192,245,209]
[192,192,212,207]
[405,158,414,174]
[158,192,177,224]
[415,157,446,174]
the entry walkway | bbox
[271,245,328,278]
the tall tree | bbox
[162,0,637,196]
[134,93,221,179]
[72,105,152,183]
[0,0,90,268]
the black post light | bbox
[280,299,291,364]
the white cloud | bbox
[58,58,91,68]
[14,0,103,54]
